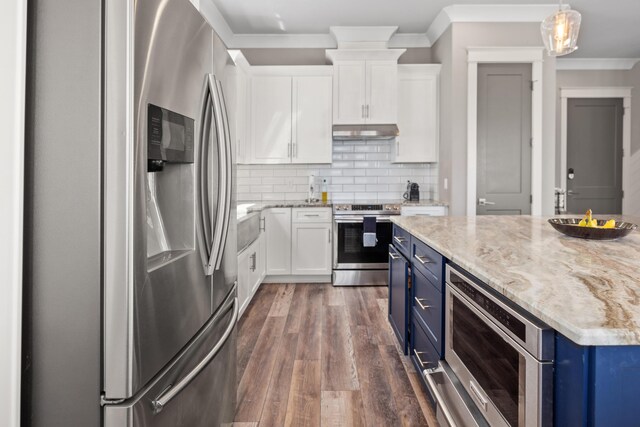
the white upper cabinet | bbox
[333,61,367,124]
[292,75,332,164]
[393,64,441,163]
[333,60,397,124]
[248,67,333,164]
[366,61,398,124]
[250,75,292,164]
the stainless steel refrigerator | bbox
[23,0,237,426]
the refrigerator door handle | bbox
[152,296,238,414]
[213,79,233,271]
[197,74,217,275]
[204,74,228,275]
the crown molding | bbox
[427,4,562,46]
[556,58,640,71]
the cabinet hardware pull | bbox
[389,252,400,260]
[413,349,428,368]
[414,254,434,265]
[393,236,406,244]
[424,367,459,427]
[328,229,331,243]
[288,142,291,158]
[469,381,488,411]
[366,104,369,118]
[304,214,320,217]
[260,217,265,232]
[414,297,432,310]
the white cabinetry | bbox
[332,60,398,124]
[226,53,250,164]
[248,67,332,164]
[400,205,448,216]
[263,207,332,280]
[291,209,332,275]
[393,64,441,163]
[263,207,292,275]
[237,233,265,317]
[250,75,292,164]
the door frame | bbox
[0,0,27,425]
[467,47,544,216]
[560,87,632,213]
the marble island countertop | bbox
[391,215,640,346]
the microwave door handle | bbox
[213,78,232,271]
[197,76,215,275]
[204,74,227,275]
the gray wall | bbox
[23,0,102,425]
[630,63,640,155]
[434,22,557,215]
[432,27,453,207]
[241,47,432,65]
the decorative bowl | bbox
[548,218,638,240]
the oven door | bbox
[445,286,553,427]
[333,216,393,269]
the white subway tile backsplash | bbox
[237,139,438,202]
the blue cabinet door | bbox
[388,244,409,354]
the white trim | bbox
[467,47,545,216]
[249,65,334,77]
[330,26,397,49]
[559,87,633,214]
[325,49,406,64]
[0,0,26,425]
[556,58,640,71]
[231,33,337,49]
[388,33,432,48]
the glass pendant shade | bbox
[541,9,581,56]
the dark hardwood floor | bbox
[234,283,438,427]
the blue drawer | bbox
[411,237,443,290]
[411,317,440,373]
[412,268,443,355]
[393,225,411,259]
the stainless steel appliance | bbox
[423,265,554,427]
[23,1,237,425]
[332,124,399,140]
[333,203,401,286]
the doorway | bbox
[476,63,532,215]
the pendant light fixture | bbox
[541,2,581,56]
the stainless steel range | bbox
[332,203,401,286]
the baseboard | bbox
[263,275,332,284]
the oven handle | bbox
[334,215,394,223]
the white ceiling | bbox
[209,0,640,59]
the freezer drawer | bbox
[105,292,237,427]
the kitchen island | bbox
[390,214,640,427]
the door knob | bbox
[478,198,496,206]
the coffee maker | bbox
[403,181,420,202]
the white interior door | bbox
[250,75,292,163]
[292,75,332,164]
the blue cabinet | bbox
[388,243,409,354]
[411,268,444,355]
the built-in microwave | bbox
[424,265,555,427]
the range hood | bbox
[332,124,399,141]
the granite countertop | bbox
[237,200,333,221]
[390,215,640,346]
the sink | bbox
[237,211,260,254]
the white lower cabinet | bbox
[291,222,332,275]
[237,233,266,317]
[263,208,292,275]
[263,207,332,279]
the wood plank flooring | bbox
[234,283,438,427]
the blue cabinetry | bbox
[388,243,409,354]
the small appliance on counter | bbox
[403,181,420,202]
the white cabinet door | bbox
[264,208,292,275]
[333,61,366,124]
[366,61,397,124]
[394,65,440,163]
[249,233,265,294]
[250,75,292,164]
[292,75,332,164]
[237,248,251,317]
[291,222,332,275]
